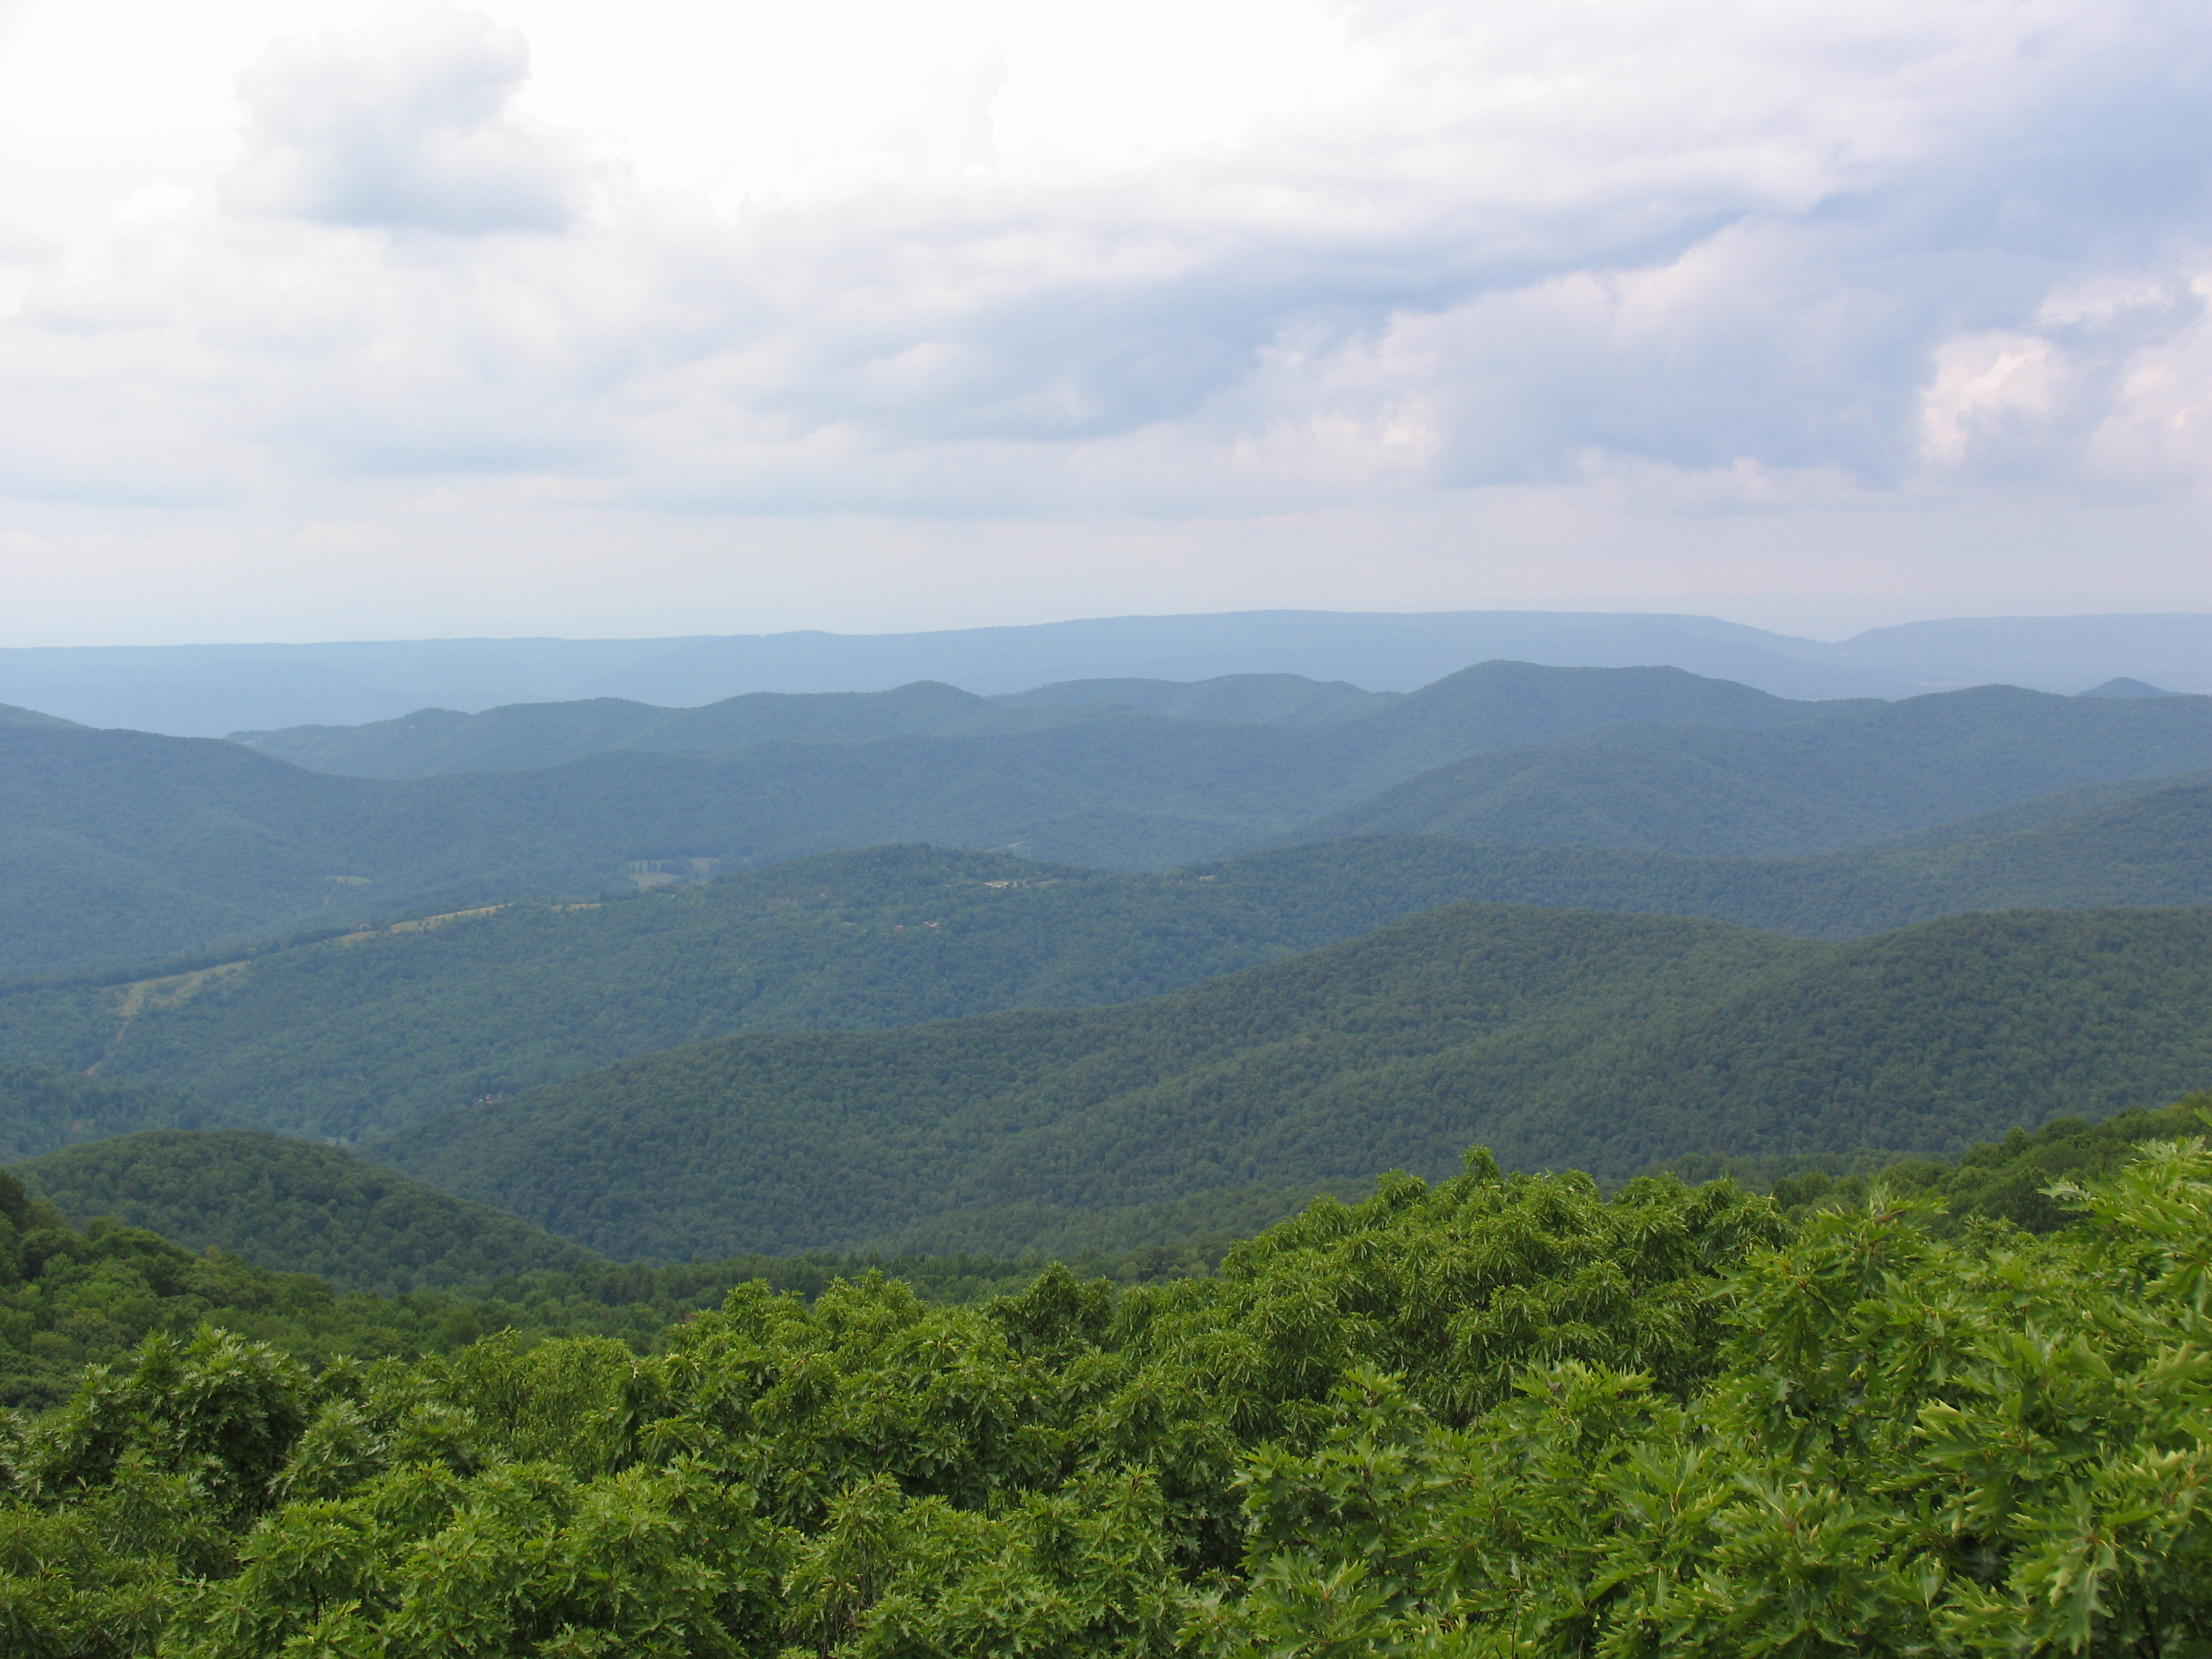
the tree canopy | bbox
[6,1115,2212,1656]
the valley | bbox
[0,773,2201,1145]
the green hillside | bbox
[7,779,2207,1146]
[1760,1094,2212,1234]
[0,1148,1094,1411]
[9,1129,597,1293]
[365,903,2212,1261]
[0,1062,203,1160]
[0,712,1307,972]
[1287,682,2212,855]
[8,1097,2203,1414]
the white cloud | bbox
[0,0,2209,640]
[1920,333,2064,466]
[227,3,581,233]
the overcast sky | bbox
[2,0,2209,645]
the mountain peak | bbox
[2078,677,2176,699]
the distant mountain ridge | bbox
[0,703,84,729]
[0,661,1870,970]
[365,903,2212,1260]
[0,611,1917,733]
[14,609,2212,737]
[233,672,1401,778]
[1284,685,2212,857]
[991,673,1395,724]
[230,661,1841,780]
[7,664,2212,975]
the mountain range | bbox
[364,902,2212,1260]
[7,661,2211,975]
[12,892,2205,1263]
[0,660,1869,971]
[2,628,2208,1286]
[9,609,2212,735]
[3,777,2207,1146]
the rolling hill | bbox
[990,672,1395,724]
[8,663,2209,977]
[0,608,1942,735]
[0,661,1866,972]
[9,1128,596,1293]
[365,903,2212,1261]
[0,1130,1090,1411]
[1284,684,2212,856]
[230,680,1082,777]
[5,777,2207,1145]
[231,672,1405,777]
[229,660,1842,781]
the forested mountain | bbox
[6,782,2208,1143]
[1763,1095,2212,1235]
[0,660,1849,973]
[0,607,1938,734]
[363,903,2212,1261]
[231,680,1080,776]
[230,659,1847,780]
[9,1129,596,1292]
[1286,682,2212,855]
[232,672,1401,777]
[9,664,2209,974]
[0,1150,1075,1410]
[8,1097,2201,1411]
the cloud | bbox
[227,3,579,234]
[3,0,2211,545]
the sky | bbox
[1,0,2209,646]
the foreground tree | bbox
[5,1135,2209,1655]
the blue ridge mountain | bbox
[361,902,2212,1260]
[9,609,2212,735]
[6,662,2209,977]
[0,661,1864,972]
[3,775,2207,1147]
[226,661,1836,780]
[1278,684,2212,857]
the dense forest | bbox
[359,903,2212,1259]
[9,1132,599,1293]
[0,1063,215,1162]
[3,787,2207,1146]
[8,665,2207,975]
[0,1158,1076,1412]
[5,1108,2211,1656]
[1288,682,2212,855]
